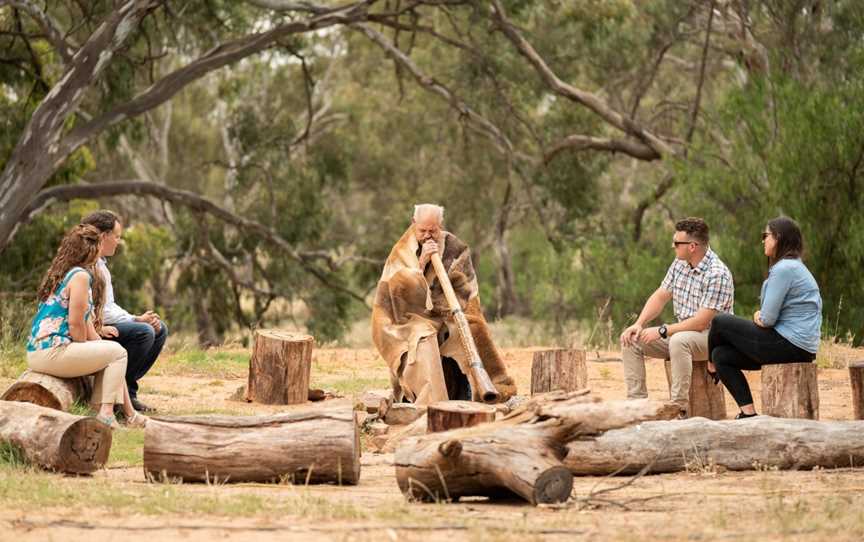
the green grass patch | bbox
[316,376,390,396]
[108,429,145,467]
[0,339,26,379]
[157,349,248,377]
[0,441,30,469]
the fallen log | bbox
[143,407,360,484]
[395,392,679,505]
[0,400,111,474]
[1,370,92,411]
[564,417,864,474]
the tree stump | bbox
[1,370,92,412]
[663,359,726,419]
[427,400,496,433]
[850,361,864,420]
[395,392,679,505]
[245,330,313,405]
[0,400,111,474]
[565,417,864,474]
[143,407,360,484]
[530,349,587,395]
[761,362,819,419]
[384,403,426,425]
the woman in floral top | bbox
[26,224,147,429]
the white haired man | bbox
[371,204,516,405]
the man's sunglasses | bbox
[672,240,698,247]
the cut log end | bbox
[428,400,496,433]
[533,466,573,505]
[1,382,63,411]
[60,418,113,473]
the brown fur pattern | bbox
[371,225,516,402]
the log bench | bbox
[1,370,92,412]
[761,361,819,419]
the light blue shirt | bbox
[760,258,822,353]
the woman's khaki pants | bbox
[27,341,128,405]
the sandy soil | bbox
[1,347,863,541]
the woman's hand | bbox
[99,325,119,338]
[753,310,767,328]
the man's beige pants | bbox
[27,341,128,405]
[621,330,709,412]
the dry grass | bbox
[0,334,864,540]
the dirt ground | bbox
[2,347,864,541]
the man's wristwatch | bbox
[658,324,669,339]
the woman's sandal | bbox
[95,414,120,430]
[735,411,758,419]
[125,412,149,429]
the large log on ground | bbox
[850,362,864,420]
[664,359,726,419]
[1,370,92,411]
[427,400,496,432]
[761,362,819,419]
[0,400,111,473]
[143,407,360,484]
[246,330,313,405]
[530,349,587,395]
[395,392,679,505]
[564,417,864,475]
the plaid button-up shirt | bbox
[660,248,734,322]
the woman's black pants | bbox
[708,313,815,408]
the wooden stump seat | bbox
[530,349,587,395]
[761,362,819,419]
[850,361,864,420]
[245,330,313,405]
[664,359,726,419]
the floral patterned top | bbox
[26,267,93,352]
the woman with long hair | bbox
[26,224,147,428]
[707,216,822,418]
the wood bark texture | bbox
[761,362,819,419]
[0,400,112,473]
[395,391,679,505]
[565,417,864,474]
[663,359,726,419]
[427,400,496,433]
[1,370,92,411]
[530,349,587,395]
[850,362,864,420]
[246,330,313,405]
[143,407,360,484]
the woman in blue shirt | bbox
[708,216,822,419]
[26,224,147,429]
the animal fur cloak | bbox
[371,225,517,403]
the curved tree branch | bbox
[22,181,372,307]
[545,134,661,164]
[489,0,675,160]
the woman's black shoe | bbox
[735,411,758,419]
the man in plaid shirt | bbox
[620,217,734,416]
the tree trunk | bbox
[1,370,92,412]
[0,400,112,474]
[395,392,679,504]
[531,349,587,395]
[564,417,864,475]
[427,400,496,433]
[761,362,819,419]
[664,359,726,419]
[850,362,864,420]
[245,330,313,405]
[143,407,360,484]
